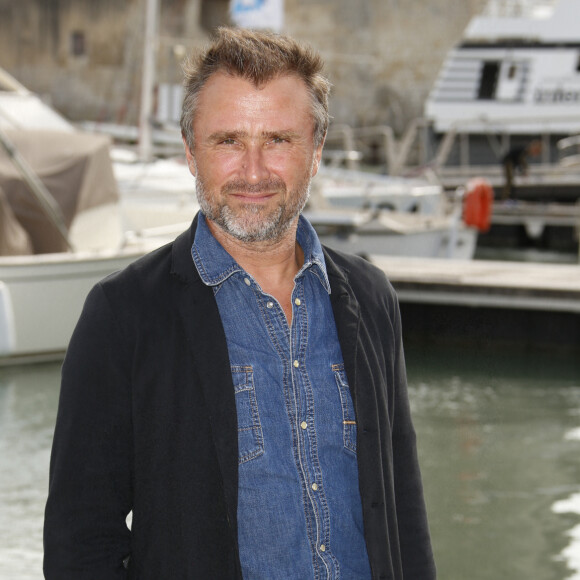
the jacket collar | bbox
[190,212,331,294]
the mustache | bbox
[221,178,286,195]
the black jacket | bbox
[44,215,436,579]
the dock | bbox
[491,200,580,237]
[480,199,580,251]
[371,255,580,351]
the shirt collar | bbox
[191,212,331,294]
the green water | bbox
[406,346,580,580]
[0,347,579,579]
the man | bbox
[501,140,542,199]
[44,28,436,579]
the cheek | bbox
[266,151,311,178]
[200,152,244,178]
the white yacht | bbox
[425,0,580,135]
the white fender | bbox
[0,281,15,356]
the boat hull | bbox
[316,226,477,260]
[0,246,158,362]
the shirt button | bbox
[320,544,326,552]
[312,483,319,491]
[244,278,251,286]
[266,301,274,308]
[293,360,299,368]
[300,421,307,430]
[294,298,301,306]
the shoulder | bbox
[322,245,400,317]
[97,241,175,304]
[77,224,201,342]
[98,224,198,303]
[323,245,396,294]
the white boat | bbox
[304,203,477,261]
[0,68,74,133]
[0,243,162,362]
[0,128,187,363]
[425,0,580,135]
[313,166,444,215]
[421,0,580,241]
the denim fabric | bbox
[192,213,371,580]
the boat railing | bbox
[325,121,430,176]
[325,115,580,187]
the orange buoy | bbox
[463,177,494,232]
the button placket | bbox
[290,275,335,574]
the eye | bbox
[221,138,237,145]
[270,135,289,145]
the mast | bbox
[138,0,159,162]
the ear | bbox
[182,136,196,177]
[311,138,325,178]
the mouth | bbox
[222,179,286,203]
[230,192,278,204]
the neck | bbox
[207,217,303,288]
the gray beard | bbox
[195,175,311,243]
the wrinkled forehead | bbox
[198,70,310,104]
[193,72,315,130]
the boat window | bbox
[478,61,500,100]
[508,64,517,79]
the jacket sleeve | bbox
[44,283,133,579]
[389,292,437,579]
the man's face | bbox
[184,72,324,243]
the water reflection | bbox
[0,363,60,580]
[406,346,580,580]
[0,349,579,580]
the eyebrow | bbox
[207,129,302,143]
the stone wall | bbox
[0,0,486,132]
[285,0,487,133]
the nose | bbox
[242,144,270,184]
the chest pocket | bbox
[333,364,357,455]
[232,365,264,464]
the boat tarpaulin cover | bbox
[0,130,118,254]
[0,186,32,256]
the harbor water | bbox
[1,345,579,579]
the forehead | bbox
[193,72,314,134]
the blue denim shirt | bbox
[192,213,371,580]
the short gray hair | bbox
[180,27,331,150]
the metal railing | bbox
[325,116,580,181]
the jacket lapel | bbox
[170,218,239,534]
[324,249,362,408]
